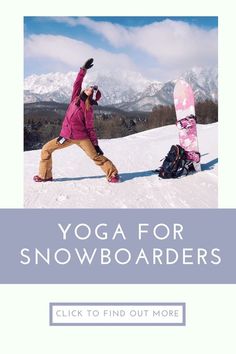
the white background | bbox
[0,0,236,353]
[0,285,235,353]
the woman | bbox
[33,58,120,183]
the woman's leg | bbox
[76,139,118,180]
[38,138,73,179]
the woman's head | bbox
[84,86,94,97]
[77,85,102,110]
[83,85,101,103]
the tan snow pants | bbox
[38,137,118,180]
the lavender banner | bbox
[0,209,235,284]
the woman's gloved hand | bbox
[94,145,104,155]
[82,58,94,70]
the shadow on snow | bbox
[52,158,218,182]
[53,170,154,182]
[201,158,218,171]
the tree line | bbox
[24,100,218,151]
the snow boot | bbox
[108,174,120,183]
[33,175,53,182]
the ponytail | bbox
[85,97,91,111]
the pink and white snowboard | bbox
[174,80,201,171]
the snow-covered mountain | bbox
[181,67,218,102]
[24,122,218,208]
[24,67,218,111]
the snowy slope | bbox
[24,123,218,208]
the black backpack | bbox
[157,145,193,179]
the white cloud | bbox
[50,17,131,47]
[77,18,218,71]
[24,34,137,72]
[25,18,218,81]
[78,17,131,47]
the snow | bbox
[24,123,218,208]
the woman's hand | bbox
[82,58,94,70]
[94,145,104,155]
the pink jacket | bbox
[60,68,98,145]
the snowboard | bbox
[174,79,201,172]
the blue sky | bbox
[24,16,218,80]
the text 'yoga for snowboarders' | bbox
[19,222,221,266]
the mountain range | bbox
[24,67,218,111]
